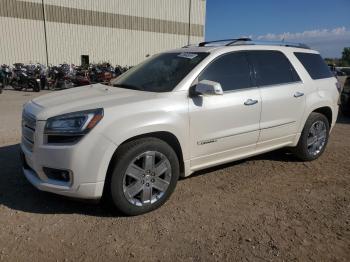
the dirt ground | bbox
[0,89,349,262]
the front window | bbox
[198,52,253,91]
[111,52,209,92]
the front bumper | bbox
[21,156,104,199]
[20,119,117,199]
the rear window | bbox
[294,52,333,80]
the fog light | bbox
[43,167,71,182]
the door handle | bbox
[244,99,258,106]
[294,92,304,98]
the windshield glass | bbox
[111,52,209,92]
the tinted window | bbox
[248,50,300,86]
[112,52,209,92]
[294,52,333,80]
[198,52,252,91]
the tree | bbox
[341,47,350,66]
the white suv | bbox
[21,39,340,215]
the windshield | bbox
[111,52,209,92]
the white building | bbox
[0,0,206,66]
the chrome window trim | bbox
[256,80,304,89]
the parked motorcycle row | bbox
[0,63,131,94]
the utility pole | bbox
[188,0,192,45]
[41,0,49,66]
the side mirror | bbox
[193,80,223,96]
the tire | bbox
[48,81,55,90]
[30,80,40,92]
[340,93,350,116]
[34,84,40,92]
[340,104,350,116]
[108,137,179,216]
[342,110,350,117]
[11,80,23,91]
[293,112,330,161]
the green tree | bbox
[342,47,350,66]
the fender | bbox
[99,95,191,179]
[293,95,338,146]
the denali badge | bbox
[197,139,218,145]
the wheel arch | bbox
[294,104,336,147]
[312,106,333,126]
[103,131,185,196]
[301,102,336,132]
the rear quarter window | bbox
[294,52,333,80]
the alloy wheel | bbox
[122,151,172,207]
[307,120,327,156]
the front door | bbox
[189,52,262,170]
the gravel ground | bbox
[0,89,349,261]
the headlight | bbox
[45,108,103,135]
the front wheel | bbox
[29,80,40,92]
[293,112,330,161]
[108,138,179,216]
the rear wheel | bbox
[293,112,330,161]
[342,109,350,117]
[11,80,23,91]
[340,93,350,116]
[48,80,55,90]
[108,138,179,216]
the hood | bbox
[28,84,158,120]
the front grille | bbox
[22,111,36,152]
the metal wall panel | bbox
[0,0,206,66]
[39,0,204,24]
[45,22,198,65]
[0,17,47,65]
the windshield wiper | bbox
[113,83,144,91]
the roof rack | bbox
[198,38,251,47]
[192,38,310,49]
[248,40,310,49]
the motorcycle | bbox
[115,65,131,77]
[89,63,116,84]
[10,64,40,92]
[33,63,48,90]
[0,64,12,93]
[71,66,90,87]
[47,65,73,90]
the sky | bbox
[205,0,350,58]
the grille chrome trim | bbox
[22,110,36,152]
[22,126,35,143]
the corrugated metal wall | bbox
[0,0,47,64]
[0,0,206,66]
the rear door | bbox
[247,50,306,148]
